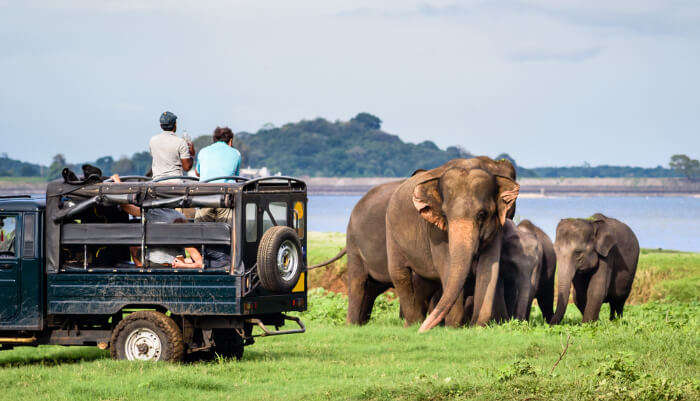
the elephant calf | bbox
[517,219,556,323]
[499,220,543,321]
[551,213,639,324]
[429,219,550,324]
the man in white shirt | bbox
[149,111,195,181]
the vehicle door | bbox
[0,213,20,322]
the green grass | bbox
[308,231,346,266]
[0,233,696,400]
[0,299,697,401]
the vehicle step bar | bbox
[0,337,36,344]
[247,314,306,337]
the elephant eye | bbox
[476,210,488,221]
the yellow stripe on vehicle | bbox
[292,272,305,292]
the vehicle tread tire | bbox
[110,310,184,362]
[257,226,302,292]
[212,329,244,360]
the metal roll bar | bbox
[152,176,200,183]
[202,176,249,183]
[102,176,151,183]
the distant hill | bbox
[0,154,44,177]
[233,113,476,177]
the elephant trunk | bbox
[514,272,532,320]
[551,259,574,324]
[419,220,477,333]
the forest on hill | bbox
[1,113,696,180]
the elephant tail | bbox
[307,247,347,270]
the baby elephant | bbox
[498,219,543,321]
[551,213,639,324]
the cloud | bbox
[338,1,700,37]
[508,46,603,63]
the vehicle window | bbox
[0,216,18,258]
[263,202,288,232]
[245,203,257,242]
[23,214,36,258]
[293,201,305,239]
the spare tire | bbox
[257,226,303,292]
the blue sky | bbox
[0,0,698,167]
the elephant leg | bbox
[387,245,423,326]
[572,276,589,317]
[501,267,517,319]
[536,275,555,323]
[514,271,533,321]
[413,274,440,320]
[346,252,374,325]
[471,231,503,326]
[582,261,612,323]
[444,290,467,327]
[463,295,474,319]
[492,277,509,323]
[609,298,624,320]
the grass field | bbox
[0,232,697,400]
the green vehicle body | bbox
[0,176,308,356]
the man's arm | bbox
[111,175,141,217]
[173,247,203,268]
[180,141,195,172]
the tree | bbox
[669,154,699,181]
[20,164,38,176]
[112,156,134,175]
[130,152,152,176]
[93,156,114,176]
[350,112,382,130]
[47,154,67,180]
[496,153,516,166]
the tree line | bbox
[0,113,697,180]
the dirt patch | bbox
[308,262,348,294]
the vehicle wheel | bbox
[110,311,184,362]
[211,329,244,360]
[257,226,303,292]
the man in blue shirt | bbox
[196,126,242,182]
[195,126,242,223]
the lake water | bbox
[308,195,700,252]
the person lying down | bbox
[111,174,203,269]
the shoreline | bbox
[2,177,699,197]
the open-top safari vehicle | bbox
[0,173,308,361]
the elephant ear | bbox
[593,219,615,257]
[412,176,446,231]
[495,176,520,226]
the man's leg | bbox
[214,208,233,223]
[195,208,217,222]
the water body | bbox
[308,195,700,252]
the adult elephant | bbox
[343,180,401,324]
[311,179,441,325]
[517,219,557,323]
[551,213,639,324]
[386,158,519,332]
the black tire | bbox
[257,226,303,292]
[110,310,184,362]
[211,329,244,360]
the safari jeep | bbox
[0,174,308,361]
